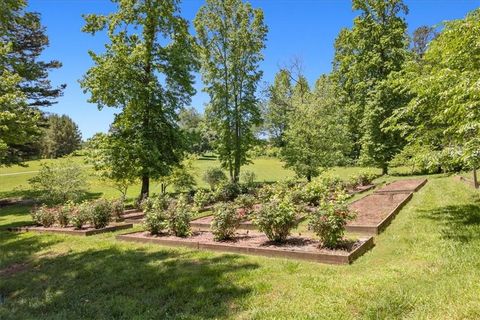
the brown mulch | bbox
[348,192,411,226]
[124,230,364,255]
[375,178,427,193]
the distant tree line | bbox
[2,0,478,198]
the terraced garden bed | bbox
[7,223,133,236]
[374,178,427,194]
[117,230,374,265]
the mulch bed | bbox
[347,184,375,195]
[374,178,427,194]
[120,209,144,223]
[347,192,413,234]
[117,230,374,264]
[7,223,133,236]
[190,214,305,231]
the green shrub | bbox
[213,181,240,202]
[193,189,213,209]
[211,203,241,241]
[143,195,171,234]
[31,206,57,227]
[308,191,355,248]
[203,167,227,190]
[240,170,256,187]
[71,202,90,229]
[254,197,298,243]
[89,199,112,229]
[29,159,87,205]
[304,180,330,206]
[166,196,191,237]
[57,202,74,227]
[355,171,378,186]
[110,198,125,219]
[234,194,256,215]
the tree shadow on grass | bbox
[418,197,480,243]
[0,205,35,229]
[0,243,258,319]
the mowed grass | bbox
[1,164,480,318]
[0,156,381,201]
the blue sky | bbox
[28,0,479,139]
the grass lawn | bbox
[0,156,382,202]
[1,159,480,318]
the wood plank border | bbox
[7,223,133,236]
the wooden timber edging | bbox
[116,232,375,265]
[374,178,427,194]
[7,223,133,236]
[346,192,413,235]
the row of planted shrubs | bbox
[143,177,356,249]
[31,199,124,229]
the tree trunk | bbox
[139,175,149,202]
[307,174,312,182]
[474,167,479,189]
[382,165,388,175]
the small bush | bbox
[57,202,74,227]
[211,203,241,241]
[304,180,330,206]
[203,167,227,190]
[143,195,171,234]
[31,206,57,227]
[193,189,213,209]
[234,194,256,215]
[355,171,378,186]
[213,181,240,202]
[89,199,112,229]
[71,202,90,229]
[240,170,256,187]
[254,197,298,243]
[308,191,355,248]
[110,198,125,219]
[29,159,87,205]
[166,196,191,237]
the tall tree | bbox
[80,0,197,200]
[332,0,410,173]
[0,0,64,165]
[265,69,293,147]
[194,0,268,182]
[41,114,82,158]
[412,25,437,59]
[388,9,480,188]
[282,75,350,181]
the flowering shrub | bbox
[71,202,90,229]
[31,206,57,227]
[213,181,240,202]
[355,171,379,186]
[240,170,256,188]
[211,203,241,241]
[308,191,356,248]
[304,180,330,206]
[143,195,172,234]
[110,198,125,220]
[203,167,227,190]
[193,189,213,209]
[254,197,298,242]
[57,202,74,227]
[234,194,256,215]
[166,196,192,237]
[89,199,112,229]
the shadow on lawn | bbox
[419,196,480,243]
[0,242,258,319]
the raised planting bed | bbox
[346,192,413,234]
[7,223,133,236]
[347,184,375,195]
[190,214,305,232]
[117,231,374,265]
[374,178,427,194]
[120,209,145,223]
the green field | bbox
[1,175,479,319]
[0,156,385,201]
[1,158,480,319]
